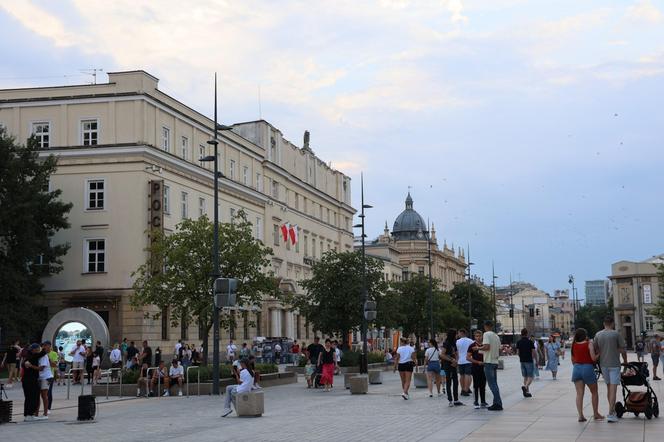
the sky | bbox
[1,0,663,298]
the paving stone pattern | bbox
[1,353,662,441]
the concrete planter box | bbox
[284,366,306,375]
[91,371,296,397]
[344,373,360,389]
[368,370,382,384]
[413,372,428,388]
[340,366,360,374]
[349,375,368,394]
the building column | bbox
[285,311,294,339]
[270,309,281,337]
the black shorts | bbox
[398,361,414,372]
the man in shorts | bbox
[456,329,474,396]
[69,339,86,384]
[594,316,627,423]
[516,329,536,397]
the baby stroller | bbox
[615,362,659,419]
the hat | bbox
[42,340,52,345]
[29,343,40,350]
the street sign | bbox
[214,278,238,308]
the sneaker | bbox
[607,414,618,423]
[429,393,433,398]
[474,402,480,409]
[654,376,661,381]
[163,390,169,397]
[178,391,183,396]
[449,401,454,407]
[24,416,35,422]
[521,386,528,397]
[402,393,408,400]
[454,401,464,406]
[137,389,141,397]
[487,405,503,411]
[524,392,532,398]
[221,408,233,417]
[481,402,489,408]
[460,390,470,396]
[33,415,48,421]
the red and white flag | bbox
[288,224,298,245]
[280,223,290,242]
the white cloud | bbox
[626,0,663,23]
[0,0,86,47]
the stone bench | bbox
[344,373,360,389]
[235,390,264,417]
[349,375,368,394]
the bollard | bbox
[186,366,200,397]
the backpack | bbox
[635,341,645,352]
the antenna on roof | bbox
[80,68,104,85]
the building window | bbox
[320,240,323,256]
[181,136,189,159]
[312,238,316,258]
[319,205,323,220]
[272,180,279,198]
[255,217,263,241]
[164,185,170,214]
[255,173,262,192]
[270,136,276,161]
[294,193,299,210]
[198,319,206,340]
[181,191,188,219]
[255,312,262,337]
[81,119,98,146]
[85,179,105,210]
[303,198,308,213]
[243,312,249,340]
[295,228,300,253]
[230,160,236,180]
[243,166,248,185]
[161,307,169,340]
[273,224,280,246]
[181,320,188,340]
[161,127,170,151]
[198,144,205,162]
[199,197,206,217]
[31,122,50,148]
[418,266,425,276]
[85,239,105,273]
[230,208,235,223]
[304,235,309,255]
[645,315,654,332]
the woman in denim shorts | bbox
[571,328,603,422]
[424,339,442,398]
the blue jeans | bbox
[224,385,238,409]
[484,363,502,407]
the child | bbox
[57,350,67,386]
[305,363,314,388]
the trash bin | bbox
[77,395,96,421]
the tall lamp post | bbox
[199,73,234,395]
[568,274,577,331]
[492,262,498,333]
[509,277,515,344]
[423,220,434,339]
[352,173,373,374]
[466,257,475,331]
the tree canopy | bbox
[449,281,495,330]
[288,250,388,341]
[131,211,276,359]
[649,264,664,328]
[0,129,72,338]
[576,299,614,338]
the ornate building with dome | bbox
[360,193,467,290]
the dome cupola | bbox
[392,192,427,241]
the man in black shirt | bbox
[140,340,153,367]
[94,341,105,365]
[516,328,536,398]
[126,341,139,369]
[306,337,325,387]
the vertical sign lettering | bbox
[643,284,652,304]
[149,180,164,275]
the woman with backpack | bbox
[424,338,442,398]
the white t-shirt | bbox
[38,354,54,380]
[237,368,254,393]
[92,355,100,368]
[424,347,440,363]
[456,337,474,365]
[72,345,86,363]
[274,344,282,352]
[175,342,182,354]
[169,365,184,377]
[335,348,341,362]
[227,344,237,356]
[110,348,122,363]
[396,345,415,364]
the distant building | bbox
[584,280,608,306]
[609,254,664,348]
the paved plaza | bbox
[1,354,662,441]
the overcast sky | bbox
[2,0,663,298]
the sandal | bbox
[578,417,587,422]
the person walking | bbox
[394,337,416,400]
[478,320,503,411]
[22,343,46,421]
[594,316,627,423]
[571,328,603,422]
[467,330,487,409]
[226,340,237,363]
[43,341,58,411]
[635,337,646,363]
[531,336,540,379]
[516,328,536,398]
[544,335,561,380]
[222,359,254,417]
[456,329,474,397]
[317,339,336,392]
[291,340,300,366]
[1,340,21,387]
[110,343,122,381]
[442,329,462,407]
[648,334,660,380]
[69,339,86,384]
[37,344,54,418]
[424,338,442,398]
[84,347,94,384]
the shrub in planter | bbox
[368,351,385,364]
[298,355,307,367]
[121,368,140,384]
[255,363,278,374]
[339,350,361,367]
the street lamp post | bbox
[492,262,498,333]
[466,256,475,332]
[568,274,577,330]
[425,220,434,339]
[352,173,372,375]
[200,73,234,395]
[509,277,515,345]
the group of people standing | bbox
[515,330,562,398]
[393,320,504,411]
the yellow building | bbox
[0,70,355,349]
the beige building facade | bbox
[0,70,355,350]
[609,255,664,349]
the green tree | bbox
[576,299,614,337]
[0,129,72,338]
[449,281,494,330]
[131,211,276,363]
[650,264,664,327]
[382,275,465,343]
[288,251,388,344]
